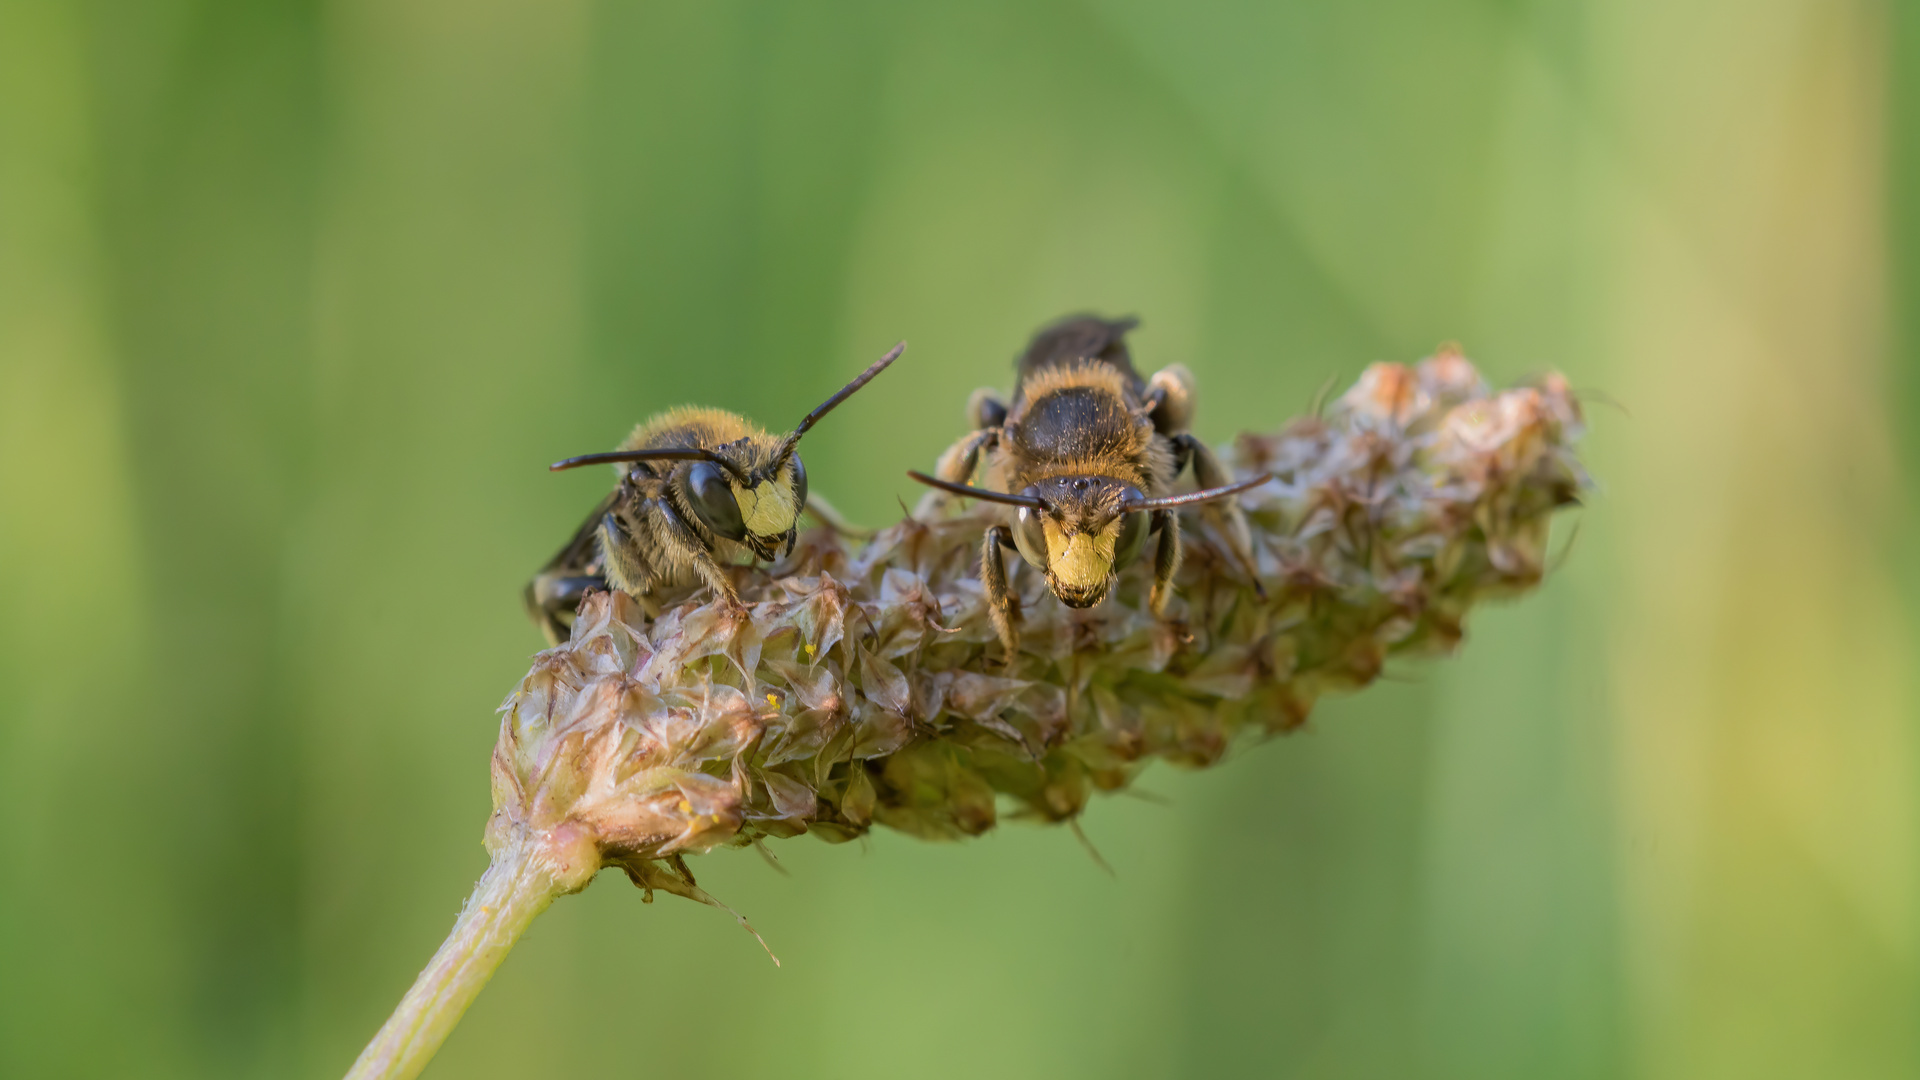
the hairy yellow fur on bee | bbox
[1015,356,1135,403]
[620,407,766,455]
[1043,519,1121,590]
[994,444,1173,494]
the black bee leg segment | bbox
[914,428,1000,519]
[648,498,744,609]
[1170,433,1264,598]
[523,573,608,647]
[982,524,1020,661]
[966,388,1008,430]
[1148,509,1181,616]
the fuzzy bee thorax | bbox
[623,406,764,452]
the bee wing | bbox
[537,489,619,578]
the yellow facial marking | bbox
[1043,519,1119,591]
[732,469,800,536]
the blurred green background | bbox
[1,1,1912,1077]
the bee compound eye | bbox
[1012,505,1048,570]
[686,461,747,541]
[788,453,808,510]
[1113,510,1149,570]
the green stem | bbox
[342,841,567,1080]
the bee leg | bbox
[574,508,667,619]
[914,427,1001,519]
[982,524,1021,662]
[648,498,745,610]
[1143,364,1196,435]
[1147,509,1181,616]
[937,428,999,483]
[523,573,608,646]
[967,387,1008,430]
[597,509,652,596]
[1170,432,1265,598]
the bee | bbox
[526,341,905,644]
[909,316,1266,659]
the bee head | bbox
[904,468,1274,608]
[1008,476,1150,608]
[720,339,904,560]
[716,446,808,560]
[548,342,903,565]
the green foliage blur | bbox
[1,1,1912,1077]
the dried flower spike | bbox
[344,350,1588,1080]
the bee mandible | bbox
[909,316,1266,660]
[526,341,904,644]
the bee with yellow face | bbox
[526,342,903,644]
[910,316,1265,660]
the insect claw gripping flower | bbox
[344,349,1589,1080]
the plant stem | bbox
[343,840,567,1080]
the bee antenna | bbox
[906,470,1048,509]
[767,341,907,471]
[550,447,751,484]
[1122,473,1272,511]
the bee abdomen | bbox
[1016,314,1142,385]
